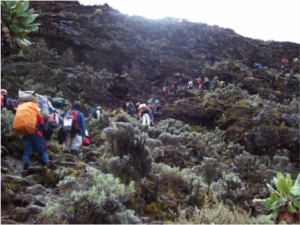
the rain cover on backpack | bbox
[13,102,39,136]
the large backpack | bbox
[91,108,97,119]
[13,102,39,136]
[52,98,68,108]
[48,112,60,129]
[63,110,81,134]
[18,90,36,102]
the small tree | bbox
[1,1,40,56]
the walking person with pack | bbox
[196,78,202,89]
[33,92,53,127]
[62,103,86,158]
[126,100,135,117]
[281,57,289,69]
[187,80,193,90]
[139,104,150,126]
[202,77,211,91]
[220,81,227,89]
[1,89,8,110]
[154,99,162,113]
[91,107,100,119]
[161,86,169,94]
[254,62,263,70]
[13,102,49,170]
[1,94,4,110]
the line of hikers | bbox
[254,57,299,70]
[161,77,227,95]
[91,98,162,126]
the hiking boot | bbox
[23,163,29,170]
[63,150,70,154]
[41,161,48,166]
[70,149,78,158]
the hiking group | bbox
[165,76,223,94]
[2,90,88,170]
[92,98,162,126]
[254,57,299,70]
[1,57,298,171]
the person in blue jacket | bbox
[62,103,86,158]
[254,62,263,70]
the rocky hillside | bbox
[1,1,299,106]
[1,1,300,224]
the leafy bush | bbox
[156,118,190,135]
[47,141,62,154]
[1,1,40,55]
[253,172,300,220]
[250,215,274,224]
[1,108,15,136]
[102,122,153,179]
[44,167,141,224]
[160,166,185,191]
[211,172,245,205]
[176,202,251,224]
[85,111,109,137]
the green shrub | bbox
[176,202,251,224]
[1,1,40,55]
[253,172,300,220]
[43,167,141,224]
[94,9,102,15]
[102,122,153,179]
[1,108,15,137]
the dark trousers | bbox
[23,134,49,165]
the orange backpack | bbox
[13,102,39,136]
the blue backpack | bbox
[91,108,97,119]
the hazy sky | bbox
[79,0,299,44]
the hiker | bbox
[139,104,150,126]
[7,99,17,114]
[254,62,263,70]
[33,92,53,127]
[96,106,101,119]
[173,81,179,94]
[187,81,193,90]
[13,102,49,170]
[126,100,135,117]
[147,100,156,126]
[196,78,202,89]
[1,94,4,110]
[1,89,8,109]
[91,107,101,120]
[202,77,211,91]
[282,57,289,69]
[178,78,182,87]
[62,103,86,158]
[119,108,125,114]
[154,99,162,113]
[45,108,62,142]
[294,58,299,66]
[161,86,169,94]
[220,81,227,89]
